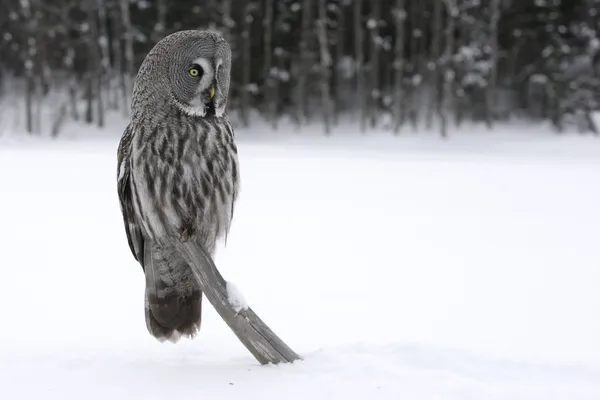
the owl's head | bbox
[132,30,232,119]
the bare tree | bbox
[154,0,167,42]
[407,1,421,128]
[49,0,80,120]
[263,0,277,128]
[368,0,381,128]
[441,0,457,138]
[317,0,333,134]
[221,0,233,36]
[120,0,134,117]
[486,0,501,129]
[84,0,101,125]
[354,0,366,132]
[296,0,313,127]
[96,0,111,127]
[333,0,346,124]
[220,0,234,71]
[0,62,5,98]
[107,3,120,113]
[32,1,45,133]
[240,0,253,127]
[21,0,36,134]
[393,0,406,134]
[426,0,443,130]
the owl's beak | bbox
[208,85,215,99]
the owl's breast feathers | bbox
[122,115,239,252]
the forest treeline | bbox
[0,0,599,136]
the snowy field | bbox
[1,124,600,399]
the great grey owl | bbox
[116,30,240,342]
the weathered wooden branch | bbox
[174,239,302,365]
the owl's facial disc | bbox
[180,57,217,116]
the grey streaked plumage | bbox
[116,30,240,342]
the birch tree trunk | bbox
[393,0,406,134]
[354,0,367,132]
[317,0,332,134]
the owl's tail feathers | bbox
[143,245,203,342]
[145,287,203,342]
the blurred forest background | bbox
[0,0,599,137]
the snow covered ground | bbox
[1,125,599,399]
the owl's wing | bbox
[117,124,145,265]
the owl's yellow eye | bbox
[188,67,200,77]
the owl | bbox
[116,30,240,342]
